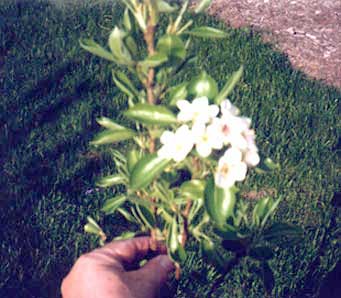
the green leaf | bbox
[96,174,126,188]
[262,262,275,294]
[123,8,132,32]
[204,177,237,225]
[157,0,178,12]
[173,0,188,32]
[249,246,274,261]
[158,207,173,224]
[117,207,138,223]
[200,239,225,271]
[112,70,139,98]
[157,34,186,60]
[90,129,137,146]
[263,222,303,243]
[79,38,116,62]
[194,0,212,13]
[222,239,246,253]
[124,103,177,126]
[213,224,239,240]
[114,231,136,240]
[188,71,218,100]
[264,158,280,170]
[135,204,156,229]
[125,36,138,57]
[168,217,187,263]
[184,26,228,39]
[84,216,102,235]
[108,27,133,65]
[180,179,205,200]
[167,82,188,106]
[255,157,280,174]
[101,195,126,215]
[215,65,244,104]
[130,153,171,190]
[260,198,281,227]
[127,149,142,173]
[96,117,126,130]
[252,197,273,226]
[140,52,168,68]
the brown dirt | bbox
[196,0,341,88]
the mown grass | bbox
[0,1,339,297]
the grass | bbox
[0,1,339,297]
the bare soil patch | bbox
[203,0,341,88]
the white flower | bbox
[244,150,260,167]
[220,99,240,116]
[177,97,219,124]
[215,147,247,188]
[210,116,246,148]
[192,123,223,157]
[239,128,260,167]
[158,125,194,162]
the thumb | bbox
[138,255,175,287]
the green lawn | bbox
[0,1,339,297]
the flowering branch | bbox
[80,1,301,295]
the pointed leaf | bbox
[117,207,138,223]
[125,36,138,58]
[249,246,274,261]
[213,224,239,240]
[173,0,188,32]
[188,71,218,100]
[167,82,188,106]
[222,239,246,253]
[127,149,142,173]
[157,34,186,60]
[262,262,275,294]
[204,177,237,225]
[79,38,116,62]
[140,52,168,68]
[157,0,178,12]
[252,197,273,226]
[194,0,212,13]
[255,157,280,174]
[96,117,126,130]
[185,26,228,39]
[114,231,136,240]
[101,195,126,215]
[135,204,156,229]
[260,198,281,227]
[90,129,137,146]
[215,65,244,104]
[264,158,280,170]
[180,179,205,200]
[96,174,126,188]
[123,8,132,32]
[112,70,139,98]
[84,216,102,235]
[200,239,225,271]
[263,222,303,243]
[124,103,177,125]
[130,153,171,190]
[108,27,132,64]
[168,217,187,263]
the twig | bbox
[143,21,156,105]
[181,200,192,246]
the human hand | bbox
[61,237,175,298]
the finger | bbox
[135,255,175,287]
[91,237,167,268]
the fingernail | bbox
[158,255,174,271]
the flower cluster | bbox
[158,96,260,188]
